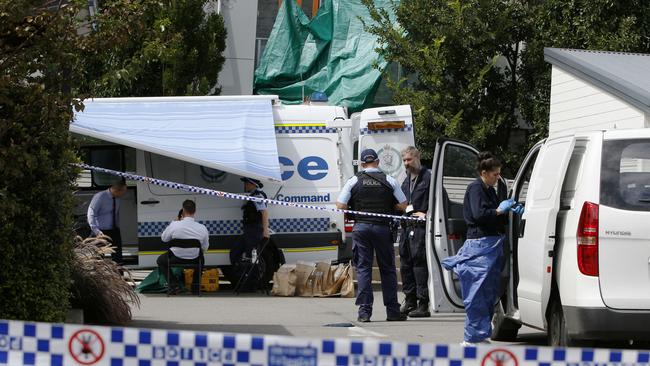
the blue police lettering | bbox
[279,156,329,181]
[0,335,22,351]
[279,156,295,180]
[152,346,195,360]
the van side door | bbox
[516,135,576,328]
[426,138,479,312]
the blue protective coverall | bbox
[442,236,503,342]
[441,178,507,343]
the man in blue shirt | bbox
[87,177,128,263]
[336,148,408,322]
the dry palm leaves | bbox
[70,235,140,325]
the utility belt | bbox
[355,218,391,226]
[400,218,425,228]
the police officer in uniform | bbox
[337,149,408,322]
[398,146,432,318]
[240,177,269,256]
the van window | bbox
[442,144,477,204]
[77,146,134,188]
[516,150,539,204]
[560,141,587,209]
[601,139,650,211]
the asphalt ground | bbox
[128,290,549,347]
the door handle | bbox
[519,219,526,238]
[140,200,160,205]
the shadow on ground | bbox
[127,320,292,336]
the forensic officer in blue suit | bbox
[441,152,523,345]
[336,149,408,322]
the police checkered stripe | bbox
[274,125,337,134]
[270,217,329,233]
[74,164,424,223]
[3,319,650,366]
[137,218,330,237]
[138,222,170,237]
[360,125,413,135]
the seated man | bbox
[156,200,210,294]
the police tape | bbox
[75,163,425,222]
[2,318,648,366]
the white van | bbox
[426,130,650,346]
[71,96,414,268]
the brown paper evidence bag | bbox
[271,261,354,298]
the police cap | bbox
[240,177,263,188]
[360,148,379,163]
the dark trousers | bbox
[231,223,263,264]
[157,251,204,291]
[399,225,429,302]
[352,222,400,318]
[102,228,122,264]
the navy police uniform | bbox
[338,156,407,321]
[399,167,431,313]
[231,178,268,263]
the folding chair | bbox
[166,238,204,296]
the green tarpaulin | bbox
[254,0,398,112]
[136,268,186,294]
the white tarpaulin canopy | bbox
[70,96,282,183]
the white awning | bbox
[70,96,282,183]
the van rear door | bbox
[357,105,415,183]
[599,131,650,309]
[516,135,575,328]
[426,138,479,312]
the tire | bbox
[547,296,574,347]
[491,298,520,341]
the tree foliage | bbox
[0,0,82,321]
[0,0,228,322]
[364,0,650,169]
[77,0,227,97]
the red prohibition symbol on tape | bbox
[481,348,519,366]
[68,329,106,365]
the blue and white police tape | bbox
[2,318,649,366]
[75,163,425,223]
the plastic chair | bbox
[166,238,204,296]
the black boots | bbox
[408,300,431,318]
[400,296,417,315]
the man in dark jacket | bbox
[399,146,432,317]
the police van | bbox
[71,95,414,268]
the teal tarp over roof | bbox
[254,0,398,112]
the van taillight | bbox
[577,201,599,276]
[344,218,354,233]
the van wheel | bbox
[491,298,520,341]
[547,296,573,346]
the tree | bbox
[0,0,82,321]
[365,0,650,169]
[363,0,533,169]
[77,0,227,97]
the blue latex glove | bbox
[497,198,515,213]
[511,204,524,215]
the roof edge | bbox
[544,48,650,114]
